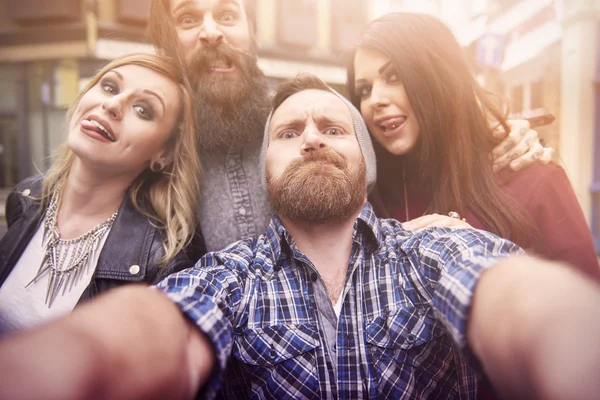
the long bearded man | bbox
[149,0,272,252]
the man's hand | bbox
[0,286,215,400]
[491,120,555,172]
[469,256,600,400]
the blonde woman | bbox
[0,53,200,333]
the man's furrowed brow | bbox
[318,115,346,126]
[314,110,354,131]
[271,118,305,134]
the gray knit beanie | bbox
[259,88,377,193]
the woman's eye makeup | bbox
[100,79,119,95]
[381,62,400,83]
[99,76,156,121]
[355,84,371,99]
[385,71,399,83]
[133,102,154,121]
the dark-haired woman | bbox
[349,12,599,277]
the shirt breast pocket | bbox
[366,307,456,398]
[231,323,321,399]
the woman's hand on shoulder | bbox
[491,119,555,173]
[402,213,472,231]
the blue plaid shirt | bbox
[157,203,521,399]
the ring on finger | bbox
[531,150,542,161]
[448,211,466,222]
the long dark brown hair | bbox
[347,12,534,245]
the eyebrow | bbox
[172,0,241,14]
[110,69,124,81]
[271,112,353,136]
[315,114,350,127]
[354,61,392,86]
[378,61,393,75]
[172,0,193,14]
[220,0,241,10]
[315,113,354,133]
[143,90,166,115]
[270,118,305,135]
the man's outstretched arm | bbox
[0,285,214,400]
[469,256,600,400]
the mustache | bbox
[188,42,252,76]
[287,149,347,172]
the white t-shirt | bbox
[0,220,110,333]
[333,291,344,318]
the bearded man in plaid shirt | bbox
[1,75,599,400]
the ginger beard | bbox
[188,43,270,151]
[267,149,367,223]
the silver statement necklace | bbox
[25,186,119,307]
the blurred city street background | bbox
[0,0,598,256]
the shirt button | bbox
[21,189,31,196]
[129,265,140,275]
[238,207,246,216]
[310,272,318,282]
[332,344,337,352]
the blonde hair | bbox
[42,53,200,266]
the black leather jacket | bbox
[0,175,193,303]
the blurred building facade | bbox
[0,0,368,188]
[460,0,600,251]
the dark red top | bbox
[393,162,600,280]
[392,162,600,399]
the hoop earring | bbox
[150,161,164,173]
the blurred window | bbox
[6,0,81,24]
[530,80,544,110]
[277,0,318,48]
[0,115,19,189]
[487,0,520,22]
[331,0,368,53]
[509,85,523,113]
[117,0,151,26]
